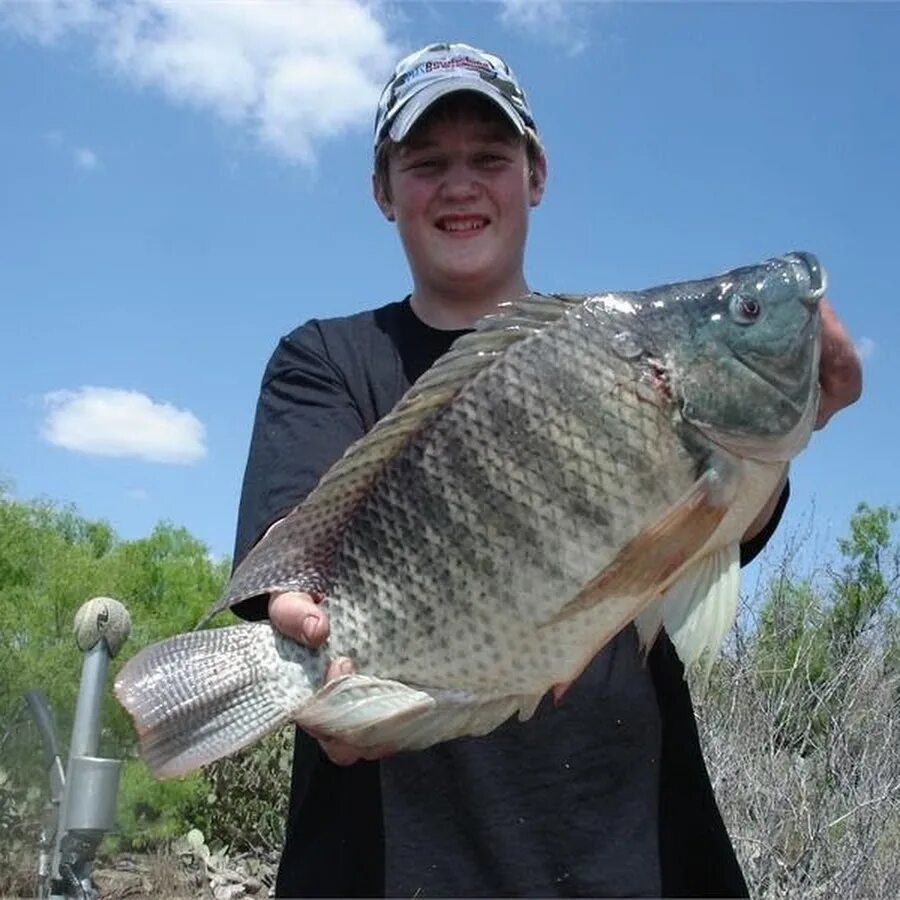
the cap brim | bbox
[387,78,527,144]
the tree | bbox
[749,502,899,750]
[0,489,231,862]
[829,503,900,652]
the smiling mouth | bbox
[436,215,489,233]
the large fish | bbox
[115,252,824,778]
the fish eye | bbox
[729,294,762,325]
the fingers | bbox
[319,738,363,766]
[319,737,395,766]
[310,656,396,765]
[267,597,395,765]
[317,735,397,767]
[815,298,863,430]
[268,591,330,647]
[317,656,365,764]
[552,682,572,705]
[326,655,354,682]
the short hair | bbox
[373,92,545,203]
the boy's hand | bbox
[815,298,862,429]
[268,590,394,766]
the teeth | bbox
[441,219,485,232]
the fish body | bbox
[116,252,824,778]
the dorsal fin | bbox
[300,292,584,514]
[214,293,584,614]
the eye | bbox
[402,157,442,173]
[729,294,762,325]
[473,150,512,170]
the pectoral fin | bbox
[634,598,665,655]
[543,460,737,627]
[660,544,740,677]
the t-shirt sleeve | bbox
[739,479,790,568]
[231,321,367,620]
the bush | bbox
[205,727,294,854]
[112,759,214,851]
[695,503,900,899]
[3,488,899,897]
[0,489,231,878]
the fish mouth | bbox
[786,251,827,304]
[435,213,491,234]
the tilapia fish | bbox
[116,252,824,778]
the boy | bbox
[233,43,861,897]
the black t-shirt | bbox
[234,298,785,898]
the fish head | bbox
[666,251,824,462]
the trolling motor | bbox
[25,597,131,900]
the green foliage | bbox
[752,576,832,750]
[830,502,900,650]
[3,484,898,894]
[0,488,231,863]
[205,727,294,853]
[0,488,230,760]
[751,502,900,752]
[111,760,214,851]
[755,576,829,684]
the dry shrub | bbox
[204,726,293,855]
[696,594,900,899]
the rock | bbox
[212,883,246,900]
[243,875,263,894]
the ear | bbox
[372,172,395,222]
[528,151,547,208]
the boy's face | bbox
[375,103,545,301]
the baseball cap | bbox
[373,42,536,149]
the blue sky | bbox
[1,1,897,582]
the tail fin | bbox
[115,623,316,778]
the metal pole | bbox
[49,641,111,900]
[67,642,109,759]
[47,597,130,900]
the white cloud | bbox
[3,0,398,164]
[127,487,149,500]
[73,146,98,169]
[499,0,590,55]
[855,336,875,362]
[43,130,100,170]
[3,0,100,44]
[42,387,207,464]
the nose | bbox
[440,161,481,201]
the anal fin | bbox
[298,674,435,745]
[298,675,525,752]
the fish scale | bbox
[321,303,701,694]
[115,252,825,778]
